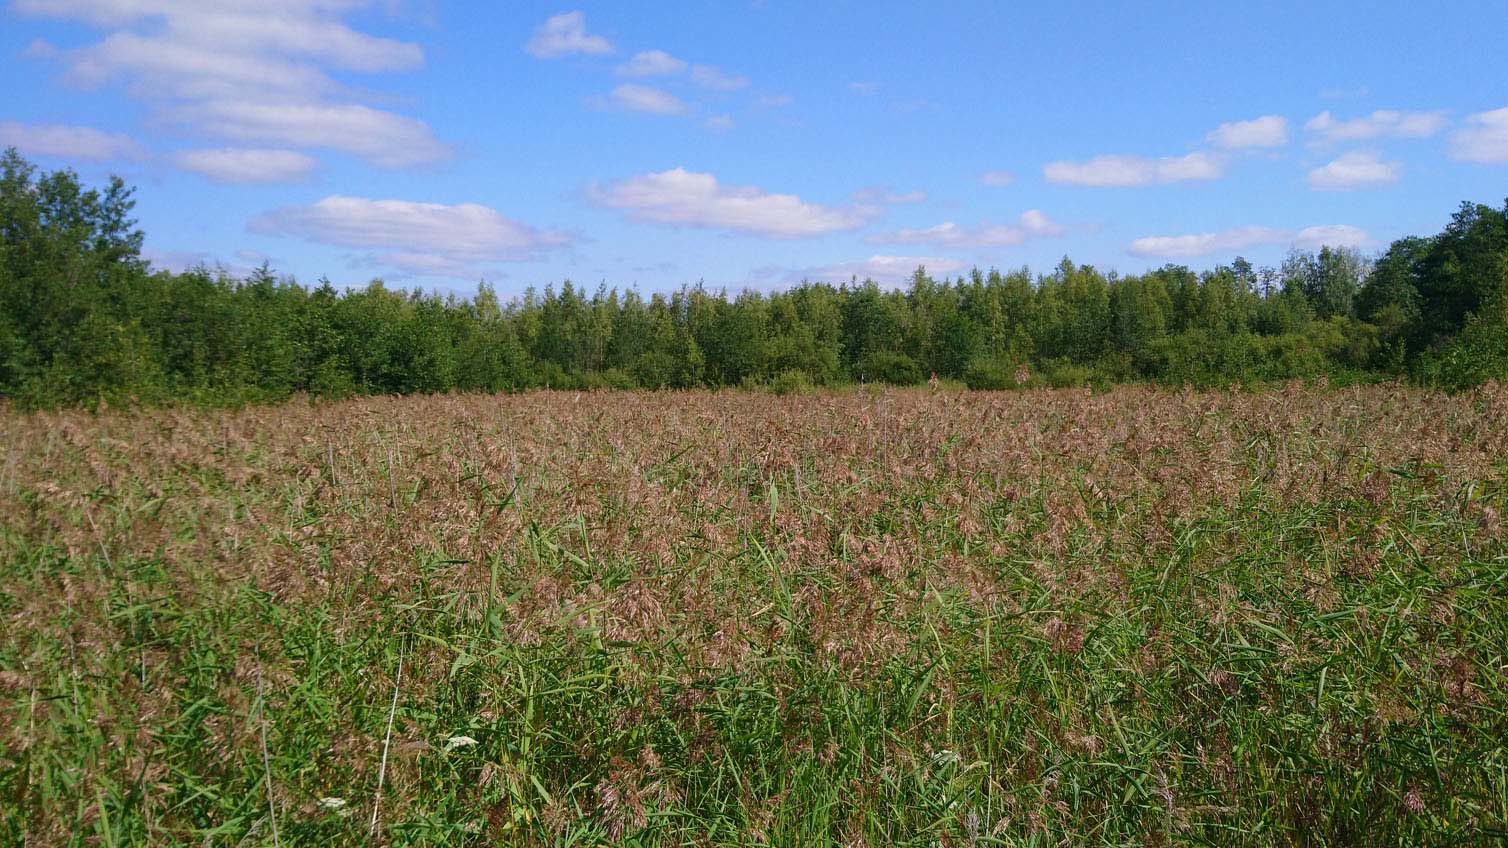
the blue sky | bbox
[3,1,1506,295]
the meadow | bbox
[1,384,1506,846]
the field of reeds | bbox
[2,385,1507,846]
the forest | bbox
[2,148,1505,408]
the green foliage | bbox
[1418,291,1508,391]
[854,350,922,385]
[1,151,1505,407]
[1035,356,1105,389]
[766,368,815,395]
[961,353,1022,390]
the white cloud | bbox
[1291,225,1371,250]
[617,49,686,77]
[1306,150,1401,190]
[1155,152,1226,182]
[0,120,144,160]
[611,52,749,93]
[1128,224,1369,258]
[589,167,874,238]
[1207,115,1288,149]
[849,81,878,96]
[1304,109,1447,142]
[172,147,316,183]
[609,84,686,115]
[16,1,421,72]
[248,196,572,278]
[802,255,968,285]
[866,210,1065,248]
[525,11,612,59]
[1449,106,1508,164]
[1043,152,1224,187]
[980,170,1015,187]
[181,100,449,167]
[754,94,793,109]
[141,246,258,277]
[15,0,446,169]
[705,114,734,133]
[690,64,749,91]
[62,32,335,97]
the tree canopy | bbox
[2,148,1504,407]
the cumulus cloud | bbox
[179,100,449,167]
[141,246,260,277]
[1043,152,1224,187]
[17,0,422,73]
[1449,106,1508,164]
[608,83,686,115]
[525,11,612,59]
[690,64,749,91]
[1128,224,1369,258]
[61,32,335,97]
[1306,150,1401,190]
[14,0,447,168]
[611,50,749,95]
[1304,109,1447,143]
[171,147,316,183]
[980,170,1015,187]
[800,255,968,285]
[1207,115,1288,149]
[589,167,874,238]
[248,196,572,278]
[0,120,144,160]
[866,210,1066,248]
[617,49,686,77]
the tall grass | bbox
[1,384,1505,845]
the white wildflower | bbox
[931,749,960,766]
[443,735,480,752]
[318,797,350,817]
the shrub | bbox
[767,369,814,395]
[1037,357,1107,390]
[580,368,638,391]
[1418,300,1508,391]
[962,354,1021,390]
[530,361,571,390]
[855,351,922,386]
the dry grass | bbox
[2,384,1506,845]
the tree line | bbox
[2,149,1505,408]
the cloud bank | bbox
[866,211,1066,248]
[15,0,448,171]
[249,196,572,278]
[0,120,144,160]
[590,168,874,238]
[1044,152,1224,187]
[1129,224,1369,258]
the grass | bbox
[1,384,1506,846]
